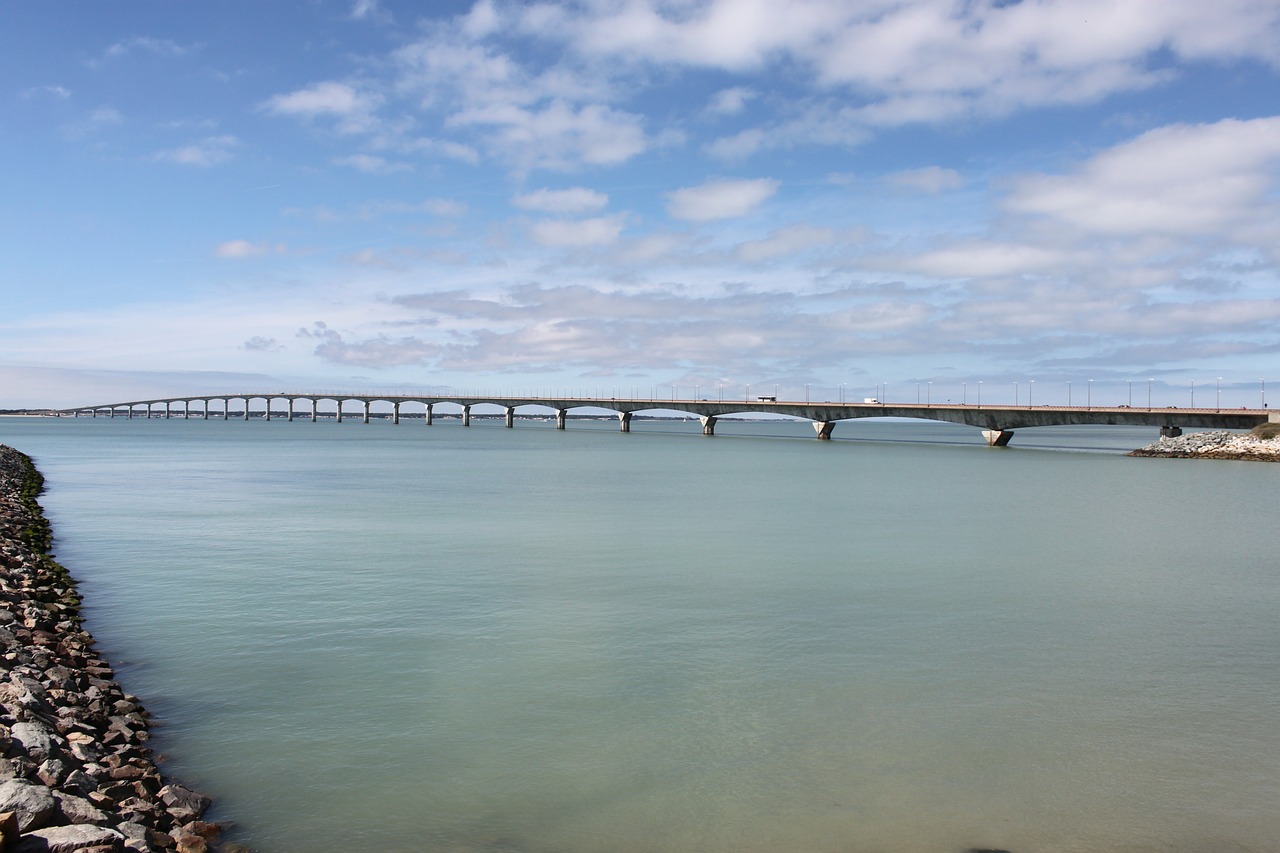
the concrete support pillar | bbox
[700,415,717,436]
[1160,425,1183,438]
[311,399,318,422]
[265,399,272,421]
[243,399,250,421]
[203,401,209,420]
[618,411,632,432]
[363,400,371,424]
[287,399,294,422]
[109,408,114,418]
[183,401,189,419]
[128,407,133,419]
[982,429,1014,447]
[165,402,171,419]
[505,406,515,428]
[462,405,471,426]
[393,402,400,425]
[222,399,230,420]
[336,402,343,423]
[425,403,433,425]
[813,421,836,440]
[556,409,567,429]
[147,404,153,419]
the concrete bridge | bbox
[59,394,1277,446]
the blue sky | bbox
[3,0,1279,409]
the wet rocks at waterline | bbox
[0,444,239,853]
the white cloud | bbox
[215,240,274,258]
[708,87,755,116]
[263,82,381,132]
[529,215,626,248]
[1007,117,1280,237]
[512,187,608,214]
[450,100,647,171]
[103,37,188,61]
[333,154,412,174]
[666,178,780,221]
[21,85,71,100]
[887,166,965,194]
[734,224,837,262]
[157,135,238,167]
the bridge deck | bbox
[60,394,1275,445]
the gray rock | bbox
[12,822,124,852]
[53,791,112,825]
[9,720,56,759]
[0,778,57,831]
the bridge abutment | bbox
[982,429,1015,447]
[1160,426,1183,438]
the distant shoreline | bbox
[1128,430,1280,461]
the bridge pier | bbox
[336,402,343,423]
[363,400,371,424]
[425,403,433,425]
[1160,426,1183,438]
[618,411,631,432]
[982,429,1015,447]
[221,399,228,420]
[556,409,567,429]
[243,399,250,421]
[202,401,209,420]
[183,401,190,420]
[287,399,294,422]
[700,415,717,436]
[813,421,836,440]
[462,405,471,426]
[393,402,400,425]
[265,399,272,421]
[504,406,515,428]
[311,399,318,422]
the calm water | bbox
[3,415,1278,853]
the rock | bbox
[0,778,57,831]
[52,791,111,826]
[11,823,124,852]
[9,721,56,760]
[156,786,210,825]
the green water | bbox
[4,416,1278,852]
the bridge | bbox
[59,394,1277,446]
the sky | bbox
[3,0,1280,410]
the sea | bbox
[2,413,1277,853]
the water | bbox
[2,415,1278,852]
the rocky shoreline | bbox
[0,445,238,853]
[1128,428,1280,461]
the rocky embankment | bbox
[1128,427,1280,461]
[0,445,235,853]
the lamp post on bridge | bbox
[1028,379,1033,406]
[1262,378,1267,409]
[1014,381,1018,406]
[1087,379,1092,408]
[1148,378,1153,410]
[1216,377,1222,412]
[977,380,982,408]
[1190,379,1195,408]
[1068,380,1072,407]
[962,382,967,405]
[1127,379,1132,407]
[927,381,932,406]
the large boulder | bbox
[0,778,57,831]
[12,822,124,852]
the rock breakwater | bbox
[0,445,237,853]
[1128,429,1280,461]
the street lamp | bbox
[927,381,932,406]
[1190,379,1195,408]
[963,382,967,405]
[1068,380,1072,406]
[1087,379,1093,408]
[1014,381,1018,405]
[978,380,983,407]
[805,383,810,403]
[1216,377,1222,411]
[1127,379,1132,407]
[1148,378,1153,410]
[1262,378,1267,409]
[1028,379,1033,406]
